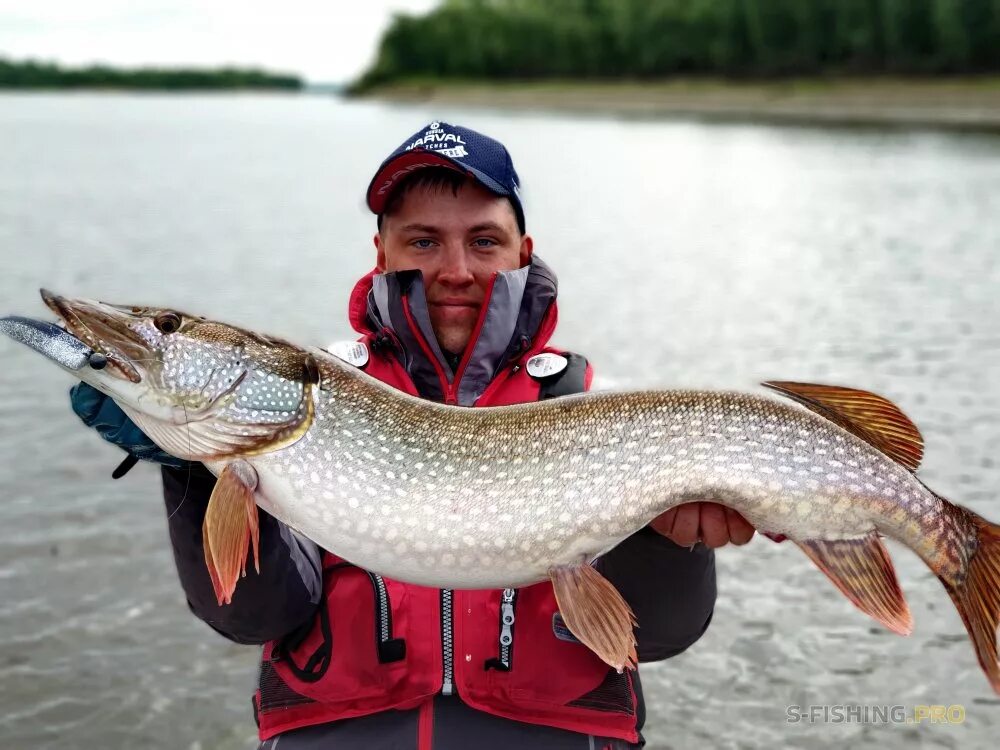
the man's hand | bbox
[650,502,755,548]
[70,382,188,469]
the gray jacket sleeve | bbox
[595,526,716,662]
[160,463,323,645]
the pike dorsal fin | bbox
[762,381,924,471]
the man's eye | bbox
[472,238,496,248]
[413,239,436,249]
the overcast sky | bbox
[0,0,439,83]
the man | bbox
[71,122,755,748]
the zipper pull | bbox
[499,588,515,647]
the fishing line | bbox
[164,460,194,523]
[164,401,194,522]
[89,341,247,521]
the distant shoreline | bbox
[351,77,1000,132]
[0,58,303,91]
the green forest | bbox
[0,59,302,90]
[352,0,1000,91]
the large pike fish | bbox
[2,290,999,694]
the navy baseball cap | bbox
[366,121,525,231]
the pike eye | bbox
[154,312,182,334]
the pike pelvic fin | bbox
[934,505,1000,694]
[762,381,924,471]
[549,564,638,672]
[797,534,913,636]
[203,460,260,606]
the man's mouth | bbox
[429,299,481,311]
[429,301,481,325]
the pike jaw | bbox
[41,289,316,461]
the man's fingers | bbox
[700,503,729,548]
[69,382,106,424]
[649,507,677,538]
[725,507,756,545]
[652,503,756,548]
[669,503,701,546]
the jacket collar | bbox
[348,255,559,405]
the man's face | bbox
[375,179,533,355]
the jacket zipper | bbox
[363,571,406,663]
[485,588,518,671]
[367,572,392,642]
[445,274,497,403]
[498,588,517,669]
[399,278,497,692]
[441,589,454,695]
[399,275,498,406]
[401,297,453,403]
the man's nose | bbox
[436,247,475,287]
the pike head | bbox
[39,289,317,461]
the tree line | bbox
[0,58,302,90]
[352,0,1000,90]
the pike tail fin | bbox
[933,502,1000,694]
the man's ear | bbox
[374,233,387,272]
[519,234,534,267]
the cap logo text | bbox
[406,122,468,159]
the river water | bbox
[0,93,998,749]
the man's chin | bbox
[432,326,474,357]
[429,311,476,351]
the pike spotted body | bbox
[3,290,999,692]
[225,364,954,593]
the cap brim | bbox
[366,149,510,213]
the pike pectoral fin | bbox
[203,460,260,606]
[797,534,913,635]
[549,564,638,672]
